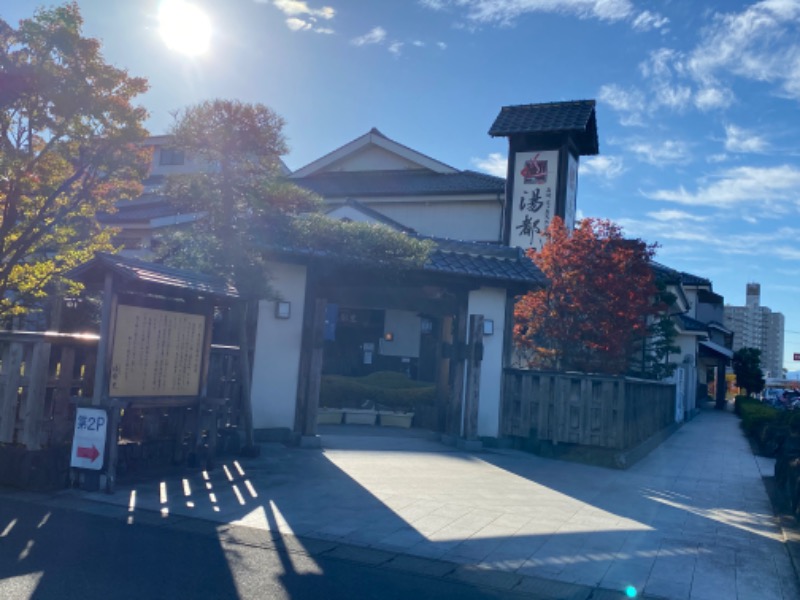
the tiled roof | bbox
[680,271,711,286]
[67,252,239,300]
[488,100,599,156]
[678,314,708,333]
[294,169,505,198]
[328,200,416,233]
[426,246,544,285]
[264,236,544,288]
[651,261,683,284]
[98,196,180,224]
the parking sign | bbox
[70,407,107,470]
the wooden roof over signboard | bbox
[488,100,599,156]
[67,252,239,301]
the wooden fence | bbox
[502,369,676,450]
[0,331,243,452]
[0,331,98,450]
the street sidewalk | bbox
[4,405,800,600]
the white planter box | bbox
[379,412,414,428]
[317,409,344,425]
[344,409,378,425]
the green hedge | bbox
[320,372,436,412]
[737,398,800,456]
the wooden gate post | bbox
[463,315,484,441]
[447,303,468,438]
[301,297,327,441]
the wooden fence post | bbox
[21,342,51,450]
[0,342,23,444]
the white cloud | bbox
[351,27,387,46]
[412,40,425,47]
[616,216,800,262]
[272,0,335,33]
[579,155,625,179]
[694,86,734,111]
[437,41,447,50]
[597,84,646,126]
[644,164,800,210]
[629,140,690,165]
[632,10,669,32]
[688,0,800,101]
[723,124,768,153]
[471,152,507,177]
[286,17,311,31]
[418,0,667,31]
[273,0,334,19]
[602,2,800,124]
[388,41,404,56]
[646,209,708,222]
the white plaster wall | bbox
[675,333,698,366]
[467,287,508,438]
[250,262,307,430]
[377,200,502,241]
[333,146,421,171]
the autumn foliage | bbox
[0,3,150,319]
[514,217,663,375]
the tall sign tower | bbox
[488,100,599,250]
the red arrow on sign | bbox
[76,445,100,462]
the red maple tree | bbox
[514,217,662,374]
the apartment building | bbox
[724,283,785,377]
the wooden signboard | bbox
[109,304,206,397]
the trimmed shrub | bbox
[320,372,436,412]
[738,400,800,456]
[734,395,753,416]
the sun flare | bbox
[159,0,211,56]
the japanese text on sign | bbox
[110,305,206,397]
[510,150,559,251]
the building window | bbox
[159,147,185,166]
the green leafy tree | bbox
[155,99,432,451]
[629,283,680,380]
[732,347,765,396]
[514,217,669,375]
[0,3,149,321]
[156,99,431,296]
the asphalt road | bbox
[0,496,533,600]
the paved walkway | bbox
[6,405,800,599]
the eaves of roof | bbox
[327,199,416,233]
[680,271,712,286]
[677,313,708,333]
[290,128,458,178]
[262,236,544,289]
[488,100,599,156]
[67,252,239,301]
[98,202,182,224]
[294,169,505,198]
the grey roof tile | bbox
[680,271,712,286]
[488,100,599,155]
[678,314,708,332]
[295,169,505,198]
[68,253,239,300]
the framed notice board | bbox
[109,304,207,397]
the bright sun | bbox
[159,0,211,56]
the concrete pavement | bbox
[5,404,800,599]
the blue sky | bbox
[5,0,800,370]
